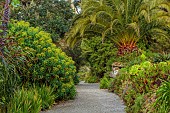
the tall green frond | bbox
[66,0,169,50]
[127,22,140,37]
[81,0,100,11]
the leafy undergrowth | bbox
[0,20,79,113]
[8,86,55,113]
[8,20,78,99]
[108,60,170,113]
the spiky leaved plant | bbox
[113,32,139,55]
[66,0,170,55]
[154,81,170,113]
[0,1,23,112]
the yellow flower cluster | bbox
[17,21,30,27]
[37,53,45,57]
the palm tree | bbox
[66,0,170,55]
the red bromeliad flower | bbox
[113,32,139,55]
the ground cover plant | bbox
[108,55,170,112]
[7,85,55,113]
[154,81,170,112]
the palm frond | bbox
[127,22,140,37]
[81,0,100,11]
[66,0,169,51]
[139,3,150,23]
[149,28,169,38]
[66,16,91,46]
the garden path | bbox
[41,81,126,113]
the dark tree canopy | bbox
[11,0,74,42]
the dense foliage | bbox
[0,60,20,113]
[8,88,42,113]
[155,81,170,112]
[11,0,74,42]
[8,85,55,113]
[81,36,117,78]
[8,20,77,100]
[0,0,170,112]
[0,0,79,112]
[0,20,78,112]
[63,42,84,71]
[67,0,170,53]
[108,57,170,113]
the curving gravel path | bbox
[41,81,126,113]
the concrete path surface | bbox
[41,81,126,113]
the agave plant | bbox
[66,0,170,55]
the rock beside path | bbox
[41,81,126,113]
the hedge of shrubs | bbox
[9,20,78,99]
[78,37,117,81]
[100,53,170,113]
[0,20,79,112]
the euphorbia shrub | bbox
[8,20,77,100]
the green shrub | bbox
[8,20,77,100]
[131,94,144,113]
[78,65,91,81]
[0,61,20,113]
[63,42,84,73]
[154,81,170,113]
[107,78,115,91]
[85,75,99,83]
[152,53,170,63]
[7,85,56,112]
[108,68,128,94]
[109,60,170,113]
[73,74,80,85]
[81,37,117,78]
[36,85,55,110]
[127,61,170,93]
[8,88,42,113]
[0,35,25,112]
[11,0,74,42]
[100,76,109,89]
[59,82,76,100]
[149,35,170,53]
